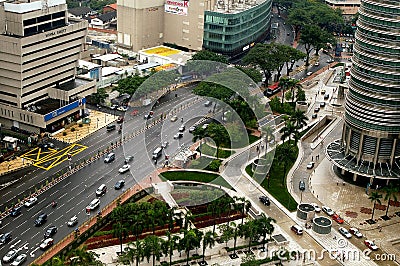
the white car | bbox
[67,216,78,227]
[119,164,131,174]
[189,126,196,133]
[306,162,315,169]
[11,254,27,266]
[117,106,128,112]
[307,71,313,76]
[24,197,38,207]
[322,206,334,216]
[338,227,352,239]
[365,240,378,251]
[314,62,320,66]
[2,250,18,263]
[349,227,363,238]
[170,115,178,122]
[39,238,54,250]
[86,199,100,211]
[310,203,321,212]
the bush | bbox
[71,127,76,132]
[62,132,67,136]
[78,123,83,128]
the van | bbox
[96,184,107,197]
[291,225,303,235]
[104,153,115,163]
[106,124,116,132]
[152,147,162,159]
[87,198,100,211]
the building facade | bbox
[325,0,361,18]
[117,0,272,58]
[326,0,400,183]
[0,0,96,133]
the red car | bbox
[364,240,378,251]
[332,214,344,224]
[40,238,54,250]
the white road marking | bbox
[30,246,39,257]
[15,220,26,229]
[54,215,63,222]
[31,232,40,240]
[21,228,30,235]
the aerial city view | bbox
[0,0,399,265]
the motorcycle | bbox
[51,201,57,208]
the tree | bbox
[192,127,208,156]
[191,50,229,64]
[279,119,297,143]
[296,87,306,102]
[287,79,302,103]
[368,191,383,221]
[180,229,203,266]
[233,196,251,225]
[299,25,334,65]
[235,66,263,83]
[238,219,259,252]
[255,214,276,251]
[193,82,235,102]
[275,142,297,182]
[143,235,162,266]
[91,87,108,104]
[291,110,308,130]
[66,246,103,266]
[207,123,229,158]
[218,223,234,247]
[123,241,143,266]
[201,231,216,264]
[278,76,290,105]
[113,220,129,254]
[383,185,398,218]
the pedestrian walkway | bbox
[0,156,32,177]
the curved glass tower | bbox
[326,0,400,182]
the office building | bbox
[117,0,272,58]
[0,0,96,133]
[326,0,400,183]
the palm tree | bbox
[142,235,162,266]
[275,142,297,182]
[278,76,290,105]
[192,127,207,156]
[124,241,143,266]
[368,191,383,221]
[287,78,302,102]
[207,123,228,159]
[218,223,234,247]
[255,214,276,251]
[233,196,251,225]
[280,120,297,144]
[201,231,216,265]
[113,220,129,254]
[180,229,203,266]
[67,246,103,266]
[162,231,180,265]
[383,185,398,218]
[291,110,308,130]
[238,219,259,253]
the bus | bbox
[264,82,281,97]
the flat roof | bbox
[141,46,181,57]
[58,78,93,91]
[92,53,122,62]
[79,60,100,70]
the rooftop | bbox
[68,6,92,16]
[212,0,268,14]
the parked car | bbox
[312,113,318,119]
[307,162,315,169]
[307,71,313,76]
[119,164,131,174]
[259,195,270,206]
[161,141,169,149]
[204,101,212,107]
[338,227,352,238]
[299,180,306,191]
[117,116,124,123]
[124,156,134,164]
[110,104,118,110]
[349,227,363,238]
[67,216,78,227]
[170,115,178,122]
[322,206,334,216]
[364,240,378,251]
[179,125,185,132]
[189,126,196,133]
[332,214,344,224]
[34,213,47,226]
[95,184,107,197]
[173,132,184,139]
[44,226,57,238]
[321,89,326,94]
[320,102,326,107]
[324,94,330,100]
[24,197,38,207]
[2,249,18,263]
[314,107,320,113]
[11,254,27,266]
[291,225,303,235]
[106,124,116,132]
[0,233,12,245]
[314,62,319,66]
[115,180,125,190]
[86,199,100,211]
[40,238,54,250]
[310,203,321,212]
[10,207,21,217]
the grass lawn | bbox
[160,171,232,189]
[246,148,298,212]
[198,143,234,158]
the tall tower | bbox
[326,0,400,183]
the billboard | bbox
[44,98,86,122]
[165,0,189,16]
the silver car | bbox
[11,254,27,266]
[3,249,18,263]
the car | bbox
[110,104,118,110]
[320,102,325,107]
[124,156,134,164]
[338,227,352,239]
[259,195,270,206]
[170,115,178,122]
[322,206,334,216]
[173,132,184,139]
[306,162,315,169]
[324,94,330,100]
[24,197,38,207]
[364,240,378,251]
[95,184,107,197]
[312,113,318,119]
[119,164,131,174]
[320,89,326,94]
[204,101,212,107]
[201,123,209,130]
[189,126,196,133]
[2,249,18,263]
[106,124,116,132]
[161,141,169,149]
[115,180,125,190]
[117,116,124,123]
[314,62,319,66]
[86,199,100,211]
[349,227,363,238]
[10,207,21,217]
[310,203,321,212]
[314,107,320,113]
[332,214,344,224]
[178,125,185,132]
[327,58,334,63]
[104,153,115,163]
[67,216,78,227]
[291,225,303,235]
[299,180,306,191]
[0,233,12,245]
[307,71,313,76]
[11,254,27,266]
[35,213,47,226]
[40,238,54,250]
[144,111,154,119]
[44,225,57,238]
[117,106,128,112]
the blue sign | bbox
[44,98,86,122]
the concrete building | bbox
[0,0,96,133]
[117,0,272,58]
[326,0,400,183]
[325,0,361,18]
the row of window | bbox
[346,114,400,133]
[350,76,399,94]
[349,89,399,107]
[24,11,65,27]
[363,2,400,15]
[354,53,400,68]
[359,14,400,28]
[356,39,398,56]
[24,20,66,37]
[357,27,399,41]
[352,65,398,81]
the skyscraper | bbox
[326,0,400,183]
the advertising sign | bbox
[44,98,86,122]
[165,0,189,16]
